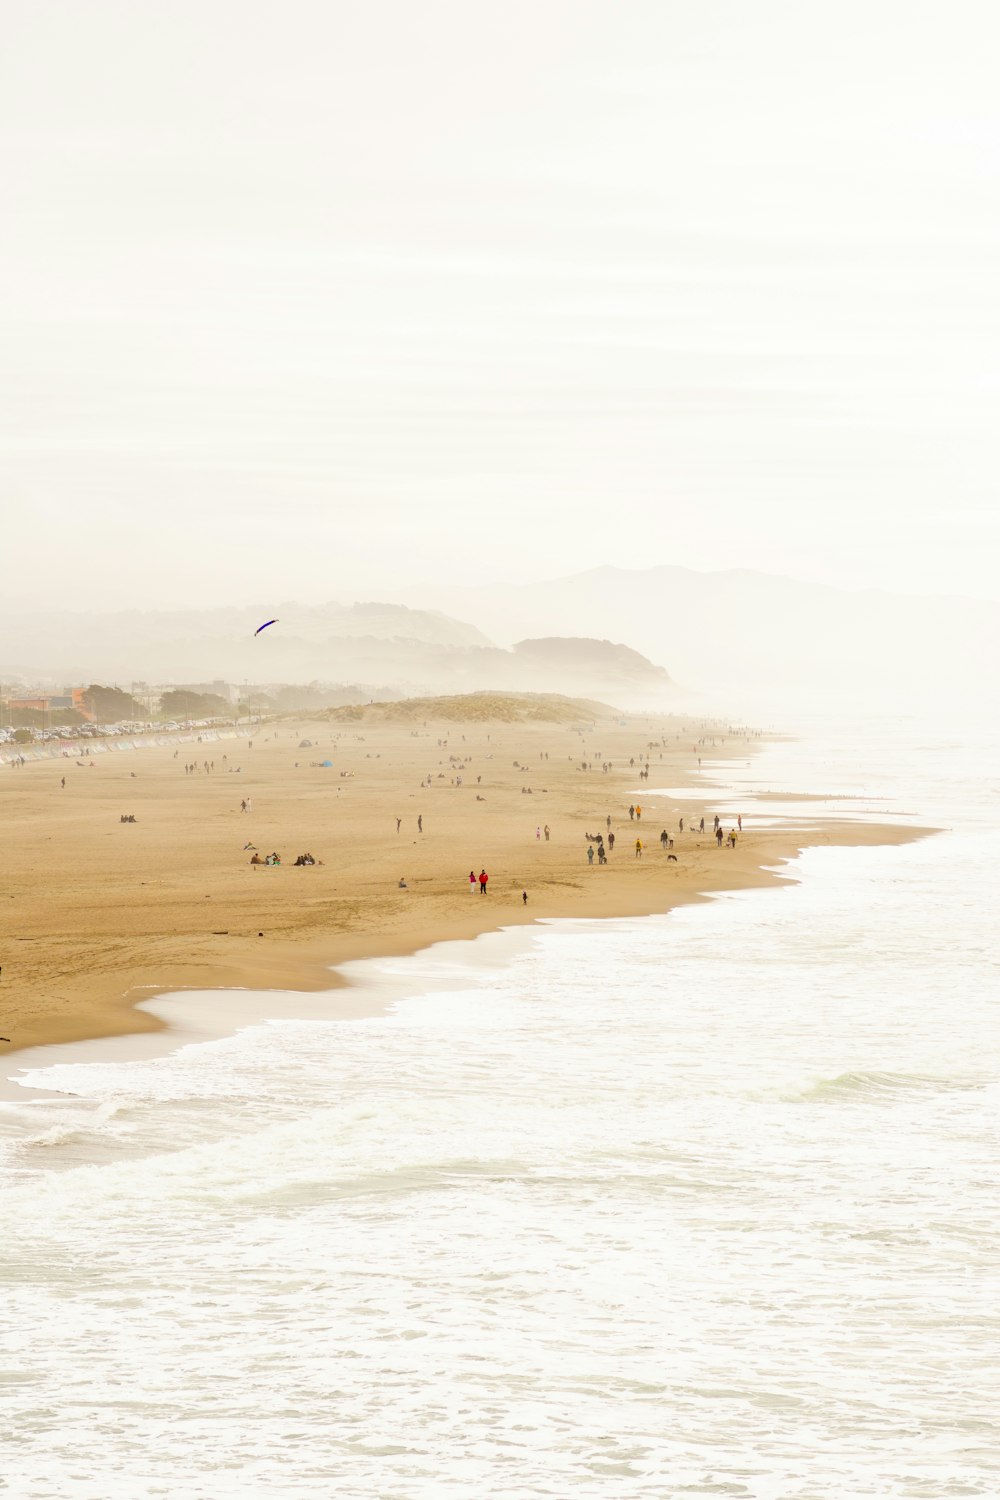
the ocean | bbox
[2,713,998,1499]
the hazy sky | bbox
[3,1,999,609]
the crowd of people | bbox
[226,726,747,905]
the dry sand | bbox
[0,706,928,1057]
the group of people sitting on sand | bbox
[248,849,319,866]
[119,813,137,823]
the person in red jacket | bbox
[479,868,489,894]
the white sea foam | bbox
[2,714,998,1498]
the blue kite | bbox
[254,619,278,636]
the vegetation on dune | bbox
[324,691,615,724]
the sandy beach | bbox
[0,702,927,1057]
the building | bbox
[8,697,49,714]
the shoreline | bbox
[2,820,934,1105]
[0,709,935,1075]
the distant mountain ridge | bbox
[0,602,673,706]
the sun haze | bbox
[3,0,999,608]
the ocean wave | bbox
[791,1070,983,1103]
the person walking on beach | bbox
[738,814,742,832]
[679,817,683,832]
[660,829,668,849]
[479,868,488,894]
[606,814,611,830]
[699,816,705,833]
[587,845,594,865]
[469,869,476,893]
[635,838,643,857]
[522,890,528,905]
[544,824,550,841]
[608,830,615,851]
[396,817,402,833]
[716,825,724,846]
[536,826,541,840]
[629,804,635,821]
[418,815,423,833]
[635,805,642,821]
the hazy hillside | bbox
[0,601,489,680]
[512,637,672,695]
[389,567,999,712]
[0,602,673,706]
